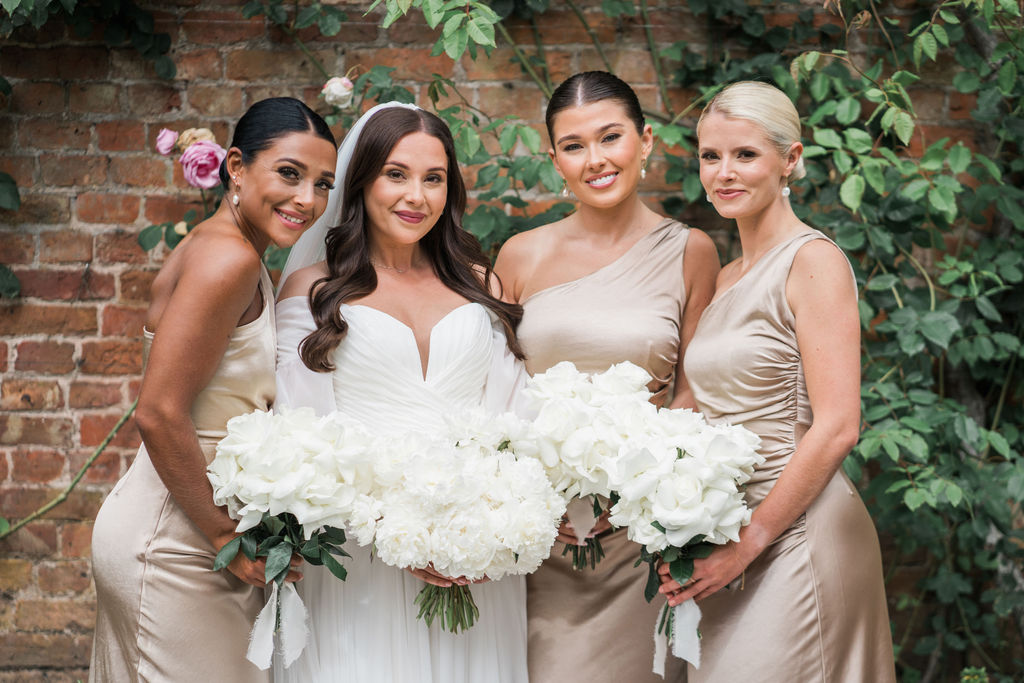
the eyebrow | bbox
[555,122,625,146]
[276,157,335,178]
[384,161,447,173]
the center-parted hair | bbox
[300,107,524,372]
[697,81,806,181]
[218,97,336,188]
[544,71,646,142]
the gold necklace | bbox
[370,260,409,274]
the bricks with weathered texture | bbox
[0,380,64,412]
[14,341,76,375]
[76,193,141,225]
[10,450,66,484]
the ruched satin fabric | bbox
[683,230,896,682]
[272,297,530,683]
[90,266,276,683]
[519,219,691,683]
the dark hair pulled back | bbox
[218,97,336,188]
[545,71,645,142]
[299,106,524,372]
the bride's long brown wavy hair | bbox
[300,107,524,372]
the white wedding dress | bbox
[272,296,529,683]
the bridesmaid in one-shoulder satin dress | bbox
[496,72,720,683]
[89,99,337,682]
[658,82,895,682]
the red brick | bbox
[109,47,159,80]
[0,118,15,150]
[336,17,381,43]
[109,155,169,188]
[39,154,109,187]
[189,84,244,117]
[907,125,980,156]
[69,81,120,113]
[76,193,141,225]
[119,269,158,303]
[15,599,95,631]
[95,229,148,264]
[9,81,65,114]
[0,487,104,522]
[0,415,75,447]
[183,10,264,44]
[15,341,76,374]
[80,412,140,449]
[909,87,946,122]
[0,155,37,186]
[69,381,123,409]
[0,521,58,561]
[949,92,976,120]
[40,231,93,263]
[0,303,97,335]
[13,267,115,301]
[144,194,204,224]
[478,84,544,124]
[10,449,65,484]
[37,560,93,594]
[0,633,92,668]
[124,83,183,116]
[0,233,34,265]
[0,558,33,592]
[384,13,439,45]
[462,48,526,81]
[60,521,95,558]
[0,379,63,411]
[346,47,454,81]
[96,120,146,152]
[0,342,6,373]
[226,48,340,81]
[80,339,143,375]
[101,304,148,337]
[79,448,125,484]
[175,48,223,80]
[0,193,71,225]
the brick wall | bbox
[0,1,979,678]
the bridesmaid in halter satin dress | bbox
[658,82,896,681]
[495,71,719,683]
[89,99,337,682]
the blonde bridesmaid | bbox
[658,81,896,681]
[89,98,337,682]
[496,71,719,683]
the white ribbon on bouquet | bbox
[652,599,702,676]
[246,581,308,670]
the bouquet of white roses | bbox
[207,407,379,669]
[607,408,763,671]
[523,360,657,569]
[367,412,565,633]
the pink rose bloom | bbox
[179,140,227,189]
[155,128,178,155]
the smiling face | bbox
[364,131,449,252]
[549,99,653,210]
[232,130,337,248]
[697,112,800,220]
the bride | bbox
[272,102,530,682]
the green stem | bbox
[0,399,138,541]
[955,596,1001,672]
[497,22,552,99]
[566,0,614,73]
[528,17,553,92]
[897,244,936,311]
[639,0,674,120]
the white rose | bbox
[321,76,354,108]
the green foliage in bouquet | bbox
[214,512,350,587]
[414,584,480,633]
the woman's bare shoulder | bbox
[277,261,330,301]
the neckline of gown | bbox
[521,216,676,305]
[704,229,819,310]
[340,302,485,381]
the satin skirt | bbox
[526,527,686,683]
[90,446,268,683]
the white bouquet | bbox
[207,407,379,669]
[368,412,565,632]
[607,409,763,671]
[523,360,657,569]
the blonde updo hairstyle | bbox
[696,81,806,183]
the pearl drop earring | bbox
[640,157,647,180]
[706,194,712,202]
[231,175,240,206]
[561,180,569,198]
[782,186,791,198]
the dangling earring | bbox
[561,180,569,198]
[640,157,647,180]
[781,186,791,198]
[231,176,240,206]
[706,194,712,202]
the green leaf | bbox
[0,264,19,298]
[498,124,517,153]
[0,76,10,97]
[682,173,703,202]
[320,547,348,581]
[137,224,164,251]
[916,32,938,62]
[840,174,865,213]
[867,273,899,291]
[518,125,541,154]
[947,144,971,174]
[835,98,861,125]
[844,128,874,154]
[997,60,1018,95]
[0,172,20,211]
[930,24,949,47]
[893,111,915,145]
[901,178,930,201]
[919,311,960,349]
[812,128,842,149]
[862,162,886,195]
[153,55,175,80]
[295,6,319,29]
[975,295,1001,322]
[265,541,293,584]
[987,431,1011,457]
[952,70,980,93]
[318,9,346,36]
[0,516,8,535]
[213,536,242,571]
[904,487,928,511]
[944,482,963,507]
[643,559,660,602]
